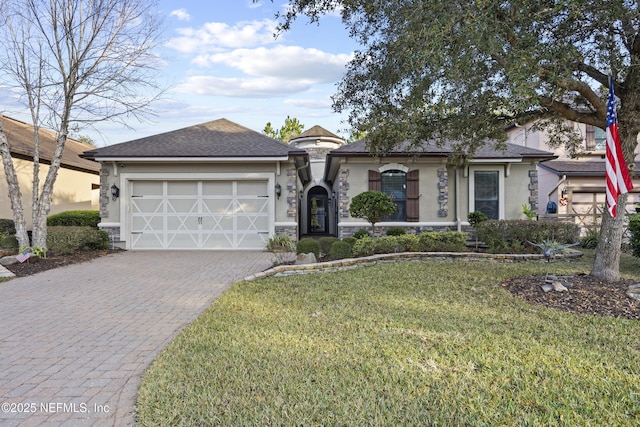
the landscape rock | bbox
[541,281,568,292]
[295,253,317,265]
[627,283,640,302]
[0,256,18,266]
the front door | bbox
[308,189,328,234]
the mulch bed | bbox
[502,273,640,320]
[4,249,121,277]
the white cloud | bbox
[193,46,351,83]
[284,98,333,109]
[170,9,191,21]
[165,19,279,53]
[173,75,315,98]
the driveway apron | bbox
[0,250,274,426]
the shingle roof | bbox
[292,125,343,141]
[1,115,100,174]
[539,159,640,177]
[330,139,555,159]
[82,118,308,159]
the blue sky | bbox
[97,0,357,145]
[3,0,358,145]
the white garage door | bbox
[129,180,271,249]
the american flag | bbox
[15,249,31,263]
[605,75,633,218]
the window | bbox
[474,171,499,220]
[381,170,406,221]
[594,127,606,150]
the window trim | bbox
[468,167,504,220]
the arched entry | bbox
[307,186,328,234]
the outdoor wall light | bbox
[111,183,120,201]
[275,183,282,199]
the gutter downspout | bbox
[456,166,462,231]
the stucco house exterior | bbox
[83,118,555,250]
[0,115,100,229]
[323,138,556,238]
[507,120,640,219]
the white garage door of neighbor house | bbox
[130,180,271,249]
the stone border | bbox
[243,250,583,282]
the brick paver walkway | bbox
[0,251,274,426]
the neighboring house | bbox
[0,115,100,229]
[507,121,640,220]
[83,118,555,249]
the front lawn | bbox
[137,253,640,426]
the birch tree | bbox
[272,0,640,281]
[0,0,164,249]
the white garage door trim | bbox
[119,173,275,250]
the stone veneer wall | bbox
[528,169,539,211]
[437,168,448,217]
[338,168,350,218]
[98,165,121,244]
[286,166,298,219]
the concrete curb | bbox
[242,250,584,282]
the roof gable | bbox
[83,118,307,159]
[1,115,99,174]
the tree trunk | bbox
[591,194,627,281]
[0,119,30,248]
[31,131,67,249]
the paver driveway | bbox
[0,250,274,426]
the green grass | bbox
[137,251,640,426]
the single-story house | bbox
[82,118,556,250]
[0,115,100,228]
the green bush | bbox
[265,233,296,252]
[386,227,406,236]
[329,241,353,260]
[319,237,340,256]
[353,229,371,239]
[342,237,357,247]
[580,227,599,249]
[352,237,376,257]
[418,231,468,252]
[468,211,488,227]
[0,218,16,235]
[47,226,109,255]
[352,235,418,257]
[0,234,18,249]
[47,210,101,228]
[296,238,320,258]
[474,220,579,253]
[629,215,640,257]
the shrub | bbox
[418,231,467,252]
[0,234,18,249]
[329,241,353,260]
[47,226,109,255]
[352,237,376,257]
[386,227,406,236]
[349,191,396,234]
[629,215,640,257]
[296,238,320,258]
[342,237,357,247]
[474,220,579,253]
[352,235,418,256]
[468,211,488,227]
[319,237,340,256]
[47,210,101,228]
[580,228,599,249]
[353,229,371,239]
[0,218,16,235]
[265,233,296,252]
